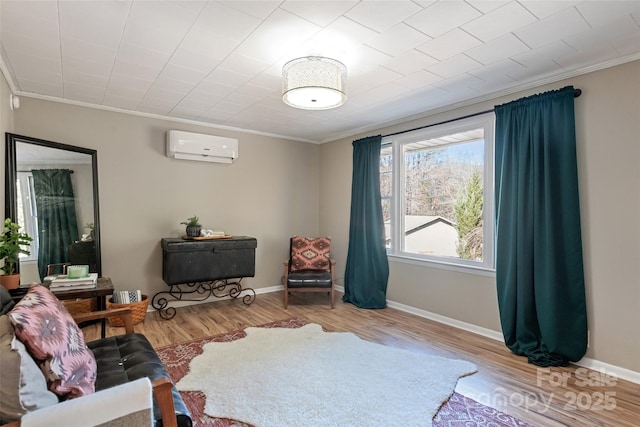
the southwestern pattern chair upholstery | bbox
[283,236,336,309]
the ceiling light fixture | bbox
[282,56,347,110]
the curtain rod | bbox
[383,88,581,138]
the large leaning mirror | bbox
[5,133,101,285]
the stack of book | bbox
[49,273,98,292]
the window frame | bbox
[16,171,39,263]
[382,113,495,273]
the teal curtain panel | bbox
[32,169,79,281]
[343,135,389,309]
[494,86,587,366]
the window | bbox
[16,172,39,262]
[381,114,494,270]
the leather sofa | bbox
[0,286,192,427]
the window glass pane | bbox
[380,145,393,248]
[402,129,484,260]
[16,173,39,260]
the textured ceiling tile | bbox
[416,28,482,61]
[366,23,432,56]
[63,68,110,88]
[127,0,200,32]
[169,49,222,75]
[465,33,531,65]
[465,0,510,14]
[218,54,271,78]
[406,1,482,38]
[2,33,60,62]
[510,41,577,69]
[151,75,199,94]
[195,2,262,41]
[121,23,182,54]
[348,66,403,95]
[515,7,590,49]
[381,49,439,75]
[63,82,106,102]
[2,0,640,143]
[219,0,281,20]
[507,54,564,81]
[345,1,423,32]
[280,0,358,26]
[462,1,538,42]
[160,63,207,85]
[204,68,253,89]
[17,79,63,97]
[427,54,483,79]
[116,42,171,69]
[519,0,581,20]
[194,79,237,98]
[102,93,143,110]
[467,60,523,91]
[58,0,129,50]
[553,43,621,70]
[394,69,443,90]
[576,0,640,28]
[234,9,321,63]
[61,37,117,68]
[349,82,413,108]
[105,74,153,97]
[0,0,58,22]
[4,51,62,77]
[111,59,163,81]
[178,27,240,61]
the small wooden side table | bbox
[49,277,114,338]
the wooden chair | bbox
[283,236,335,309]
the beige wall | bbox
[9,98,321,298]
[320,60,640,372]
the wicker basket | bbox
[62,298,97,316]
[106,294,149,327]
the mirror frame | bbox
[4,133,102,277]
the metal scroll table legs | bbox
[151,279,256,320]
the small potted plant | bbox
[0,218,33,289]
[181,215,202,238]
[85,222,95,240]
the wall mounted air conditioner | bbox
[166,130,238,164]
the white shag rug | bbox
[176,323,476,427]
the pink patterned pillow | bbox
[290,236,331,271]
[8,285,96,399]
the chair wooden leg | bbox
[152,377,177,427]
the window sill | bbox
[387,254,496,278]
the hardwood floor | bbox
[82,291,639,427]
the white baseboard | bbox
[573,357,640,385]
[384,297,640,385]
[385,299,504,342]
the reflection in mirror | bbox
[5,134,101,284]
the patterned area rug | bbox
[156,318,533,427]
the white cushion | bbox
[0,315,58,423]
[20,377,153,427]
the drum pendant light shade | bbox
[282,56,347,110]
